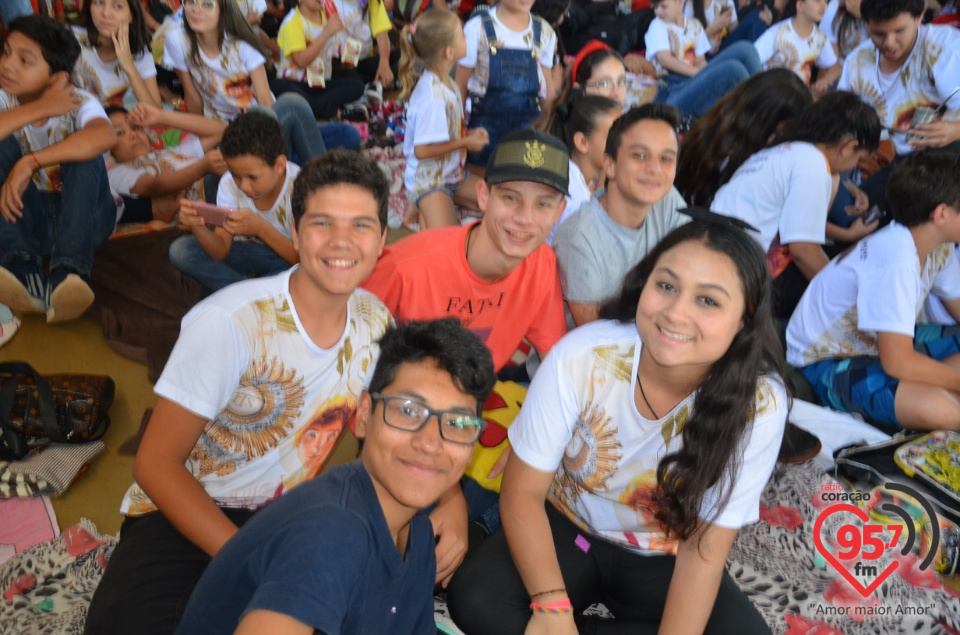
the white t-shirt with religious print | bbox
[71,26,158,108]
[108,134,206,200]
[326,0,392,62]
[644,15,712,76]
[821,0,867,64]
[754,18,837,84]
[120,270,393,515]
[839,24,960,155]
[163,27,267,123]
[712,141,833,251]
[0,88,108,192]
[683,0,737,52]
[218,162,300,245]
[462,6,557,99]
[404,71,465,200]
[509,320,786,554]
[787,222,960,367]
[277,8,330,81]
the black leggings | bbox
[446,503,771,635]
[84,509,255,635]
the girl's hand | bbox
[759,5,773,24]
[178,199,207,230]
[113,24,135,74]
[464,128,490,153]
[129,102,164,127]
[524,611,578,635]
[375,61,394,88]
[204,150,227,176]
[223,209,265,237]
[322,12,343,37]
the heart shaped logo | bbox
[813,503,900,597]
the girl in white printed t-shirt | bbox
[72,0,161,108]
[754,0,840,95]
[399,9,489,229]
[164,0,327,162]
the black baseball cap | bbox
[485,129,569,196]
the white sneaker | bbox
[364,81,383,106]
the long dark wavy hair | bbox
[182,0,270,67]
[600,222,785,540]
[80,0,152,56]
[676,69,811,206]
[830,0,865,59]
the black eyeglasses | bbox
[370,392,486,445]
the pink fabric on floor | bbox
[0,496,58,565]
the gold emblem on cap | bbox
[523,141,545,168]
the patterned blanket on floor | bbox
[5,464,959,634]
[0,520,115,634]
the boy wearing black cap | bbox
[362,128,569,582]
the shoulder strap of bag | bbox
[0,362,68,444]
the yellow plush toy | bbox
[463,380,527,493]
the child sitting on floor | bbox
[0,15,117,324]
[787,151,960,432]
[754,0,841,95]
[400,9,489,229]
[107,103,227,223]
[170,110,299,292]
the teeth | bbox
[325,259,356,268]
[505,229,532,240]
[659,326,692,342]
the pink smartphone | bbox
[192,202,237,227]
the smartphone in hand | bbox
[192,202,237,227]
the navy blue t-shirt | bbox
[175,461,436,634]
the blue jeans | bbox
[318,122,361,151]
[0,135,115,278]
[168,235,291,292]
[461,475,501,535]
[655,41,760,118]
[0,0,33,27]
[268,94,327,162]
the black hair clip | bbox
[679,207,759,233]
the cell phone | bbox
[862,204,883,225]
[192,202,237,227]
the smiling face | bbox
[474,180,566,267]
[582,56,628,106]
[355,360,478,522]
[90,0,132,39]
[635,239,745,379]
[866,12,920,67]
[109,111,151,162]
[0,32,54,99]
[291,183,386,302]
[654,0,684,24]
[605,118,678,215]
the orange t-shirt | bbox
[362,225,568,371]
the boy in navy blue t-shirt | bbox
[175,318,496,634]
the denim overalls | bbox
[467,14,544,168]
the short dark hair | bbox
[774,90,881,153]
[367,319,496,416]
[220,111,286,165]
[860,0,924,22]
[104,105,129,118]
[887,151,960,227]
[291,149,389,231]
[605,103,681,159]
[7,15,81,75]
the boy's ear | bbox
[602,152,616,181]
[476,179,490,212]
[273,154,287,176]
[931,202,952,225]
[841,138,860,157]
[355,391,374,439]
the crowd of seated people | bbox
[0,0,959,631]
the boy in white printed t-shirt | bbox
[0,16,117,325]
[839,0,960,211]
[645,0,760,118]
[712,91,880,317]
[754,0,841,94]
[170,111,299,292]
[787,152,960,431]
[271,0,365,119]
[84,149,394,634]
[107,102,227,223]
[456,0,558,167]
